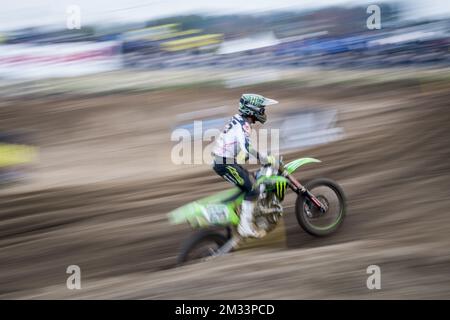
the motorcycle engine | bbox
[254,194,283,232]
[253,166,284,232]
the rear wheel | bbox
[177,230,229,266]
[295,178,346,237]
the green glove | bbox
[260,154,277,166]
[266,155,277,166]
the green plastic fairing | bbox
[255,175,289,186]
[168,188,243,228]
[284,157,321,174]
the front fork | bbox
[284,172,328,213]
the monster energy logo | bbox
[243,94,265,107]
[276,180,287,200]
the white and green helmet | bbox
[238,93,278,124]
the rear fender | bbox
[168,188,243,228]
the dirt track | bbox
[1,82,450,299]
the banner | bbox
[0,41,122,79]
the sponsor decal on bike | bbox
[204,204,230,224]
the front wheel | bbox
[177,229,229,266]
[295,178,346,237]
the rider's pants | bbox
[212,158,259,201]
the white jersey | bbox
[212,114,253,160]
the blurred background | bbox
[1,0,450,299]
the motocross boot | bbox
[238,200,266,238]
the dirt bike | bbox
[168,157,346,265]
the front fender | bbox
[284,157,321,175]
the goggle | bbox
[244,103,266,115]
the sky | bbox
[0,0,449,32]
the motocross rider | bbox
[212,93,278,238]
